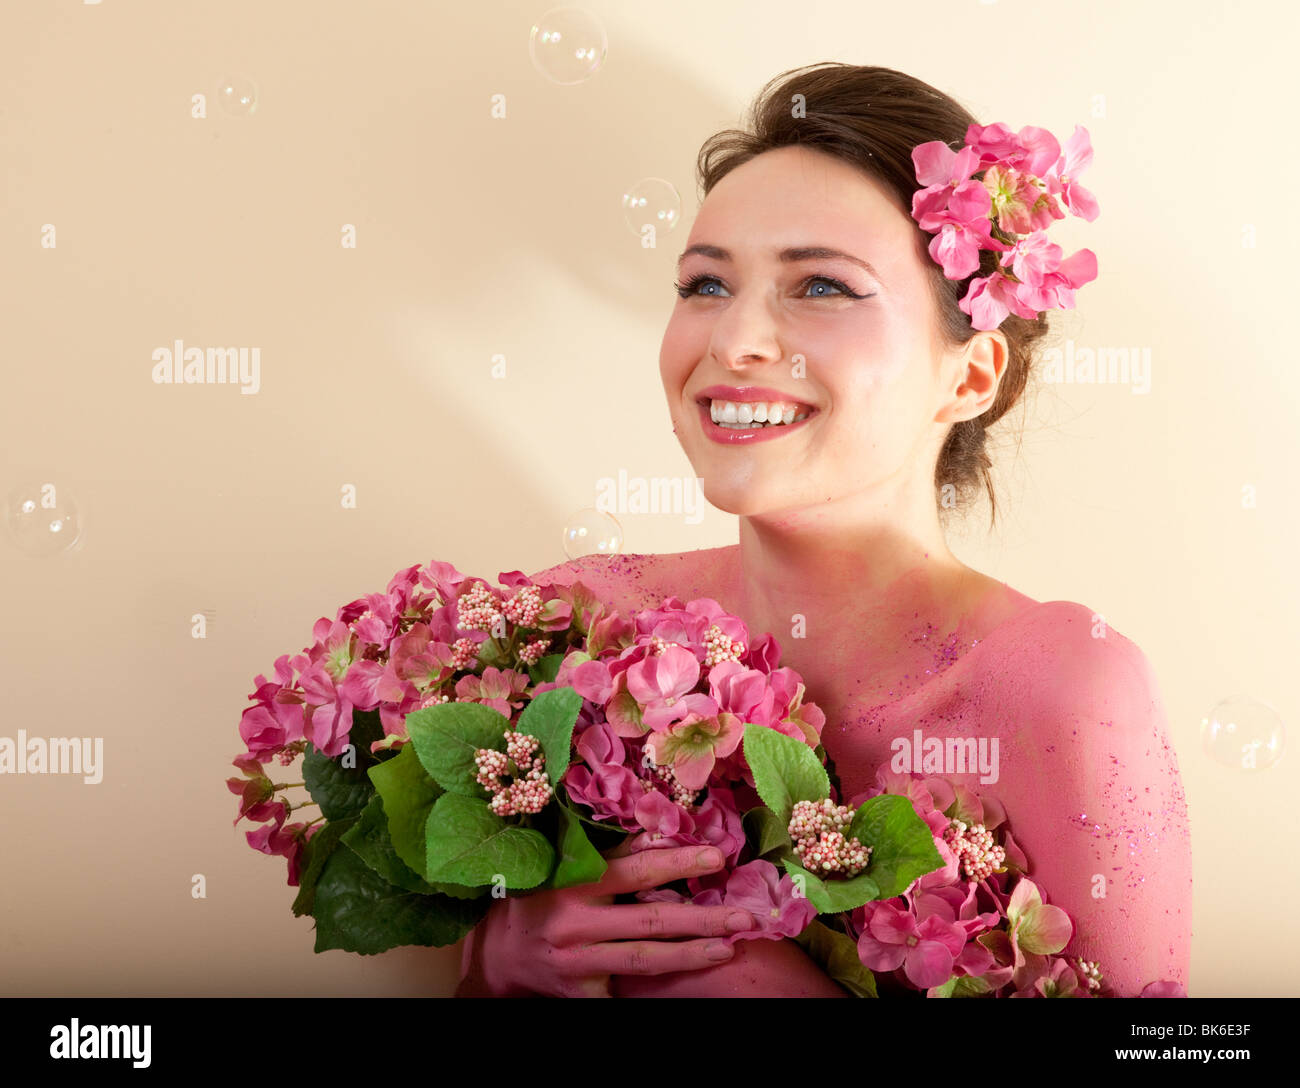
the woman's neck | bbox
[729,516,977,650]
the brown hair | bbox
[694,62,1051,528]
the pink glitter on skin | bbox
[513,553,1193,1000]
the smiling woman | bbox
[456,62,1191,1000]
[662,64,1054,532]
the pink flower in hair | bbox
[965,122,1061,176]
[1045,124,1099,222]
[911,120,1100,330]
[924,204,1000,280]
[959,270,1038,331]
[981,163,1063,234]
[1012,240,1099,313]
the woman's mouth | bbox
[695,396,817,444]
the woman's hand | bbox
[455,843,756,998]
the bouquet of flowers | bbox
[228,560,944,961]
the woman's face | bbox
[660,144,998,525]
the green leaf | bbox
[515,686,582,788]
[367,743,442,875]
[527,653,567,685]
[425,792,555,890]
[548,802,608,889]
[340,794,437,894]
[290,816,358,917]
[742,723,830,826]
[406,701,511,795]
[782,859,880,914]
[743,805,793,858]
[366,743,485,900]
[310,843,488,954]
[345,708,387,758]
[930,974,993,997]
[794,919,877,998]
[426,879,489,900]
[848,794,945,899]
[303,741,378,821]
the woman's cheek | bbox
[658,321,699,390]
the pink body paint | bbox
[469,549,1192,998]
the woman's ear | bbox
[936,330,1008,424]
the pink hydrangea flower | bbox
[625,644,714,731]
[1006,878,1073,956]
[245,803,317,886]
[453,666,530,718]
[562,722,643,828]
[856,899,968,989]
[1010,955,1087,998]
[644,710,744,789]
[717,860,817,941]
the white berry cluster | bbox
[502,585,543,627]
[474,730,552,816]
[516,636,551,666]
[788,798,871,878]
[943,819,1006,881]
[640,752,699,807]
[1075,958,1103,992]
[456,583,503,633]
[702,623,746,667]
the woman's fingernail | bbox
[725,911,752,932]
[706,941,734,960]
[696,848,722,867]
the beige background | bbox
[1,0,1295,997]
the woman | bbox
[456,63,1192,998]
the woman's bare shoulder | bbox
[525,545,735,616]
[991,598,1164,733]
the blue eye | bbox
[674,274,727,298]
[804,277,849,297]
[673,274,869,300]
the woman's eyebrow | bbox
[675,243,881,281]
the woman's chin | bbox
[695,483,777,518]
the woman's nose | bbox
[708,291,784,370]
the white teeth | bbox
[708,398,811,429]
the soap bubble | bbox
[562,508,623,559]
[1201,695,1286,770]
[529,7,607,85]
[216,73,258,116]
[4,482,85,557]
[622,178,681,237]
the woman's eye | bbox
[674,275,727,298]
[674,274,866,300]
[803,277,848,297]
